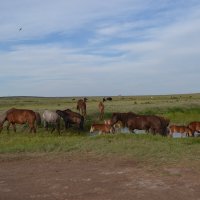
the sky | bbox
[0,0,200,97]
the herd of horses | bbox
[0,98,200,137]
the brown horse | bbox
[90,123,114,134]
[168,125,193,137]
[111,112,137,127]
[127,115,166,135]
[77,99,87,118]
[0,108,36,133]
[188,121,200,134]
[98,101,104,120]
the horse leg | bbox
[33,120,37,134]
[45,122,49,132]
[29,125,32,133]
[57,122,60,134]
[84,110,87,119]
[31,126,36,134]
[99,113,102,120]
[129,127,135,133]
[169,130,173,137]
[7,122,11,133]
[12,123,16,132]
[64,121,68,130]
[100,111,104,120]
[186,132,189,137]
[51,124,55,133]
[102,111,104,120]
[29,123,36,134]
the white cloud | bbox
[0,0,200,96]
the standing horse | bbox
[76,99,87,118]
[127,115,165,135]
[56,109,84,130]
[0,108,36,133]
[168,125,193,137]
[98,101,104,120]
[42,110,60,134]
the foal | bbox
[98,101,104,120]
[77,99,87,118]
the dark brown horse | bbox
[77,99,87,118]
[98,101,104,120]
[0,108,36,133]
[127,115,167,135]
[56,109,84,130]
[111,112,137,127]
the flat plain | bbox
[0,94,200,200]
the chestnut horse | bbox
[0,108,36,133]
[90,123,114,134]
[168,125,193,137]
[188,121,200,134]
[98,101,104,120]
[77,99,86,118]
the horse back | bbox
[188,121,200,131]
[6,108,36,124]
[43,110,60,123]
[169,125,191,133]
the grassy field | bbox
[0,94,200,165]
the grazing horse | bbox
[105,119,122,132]
[90,123,114,134]
[0,108,36,133]
[42,110,60,134]
[98,101,104,120]
[111,112,137,127]
[127,115,165,135]
[56,109,84,130]
[168,125,193,137]
[76,99,87,118]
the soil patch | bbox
[0,153,200,200]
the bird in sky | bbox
[19,27,22,31]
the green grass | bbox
[1,131,200,165]
[0,94,200,165]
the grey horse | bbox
[42,110,60,134]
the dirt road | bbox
[0,154,200,200]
